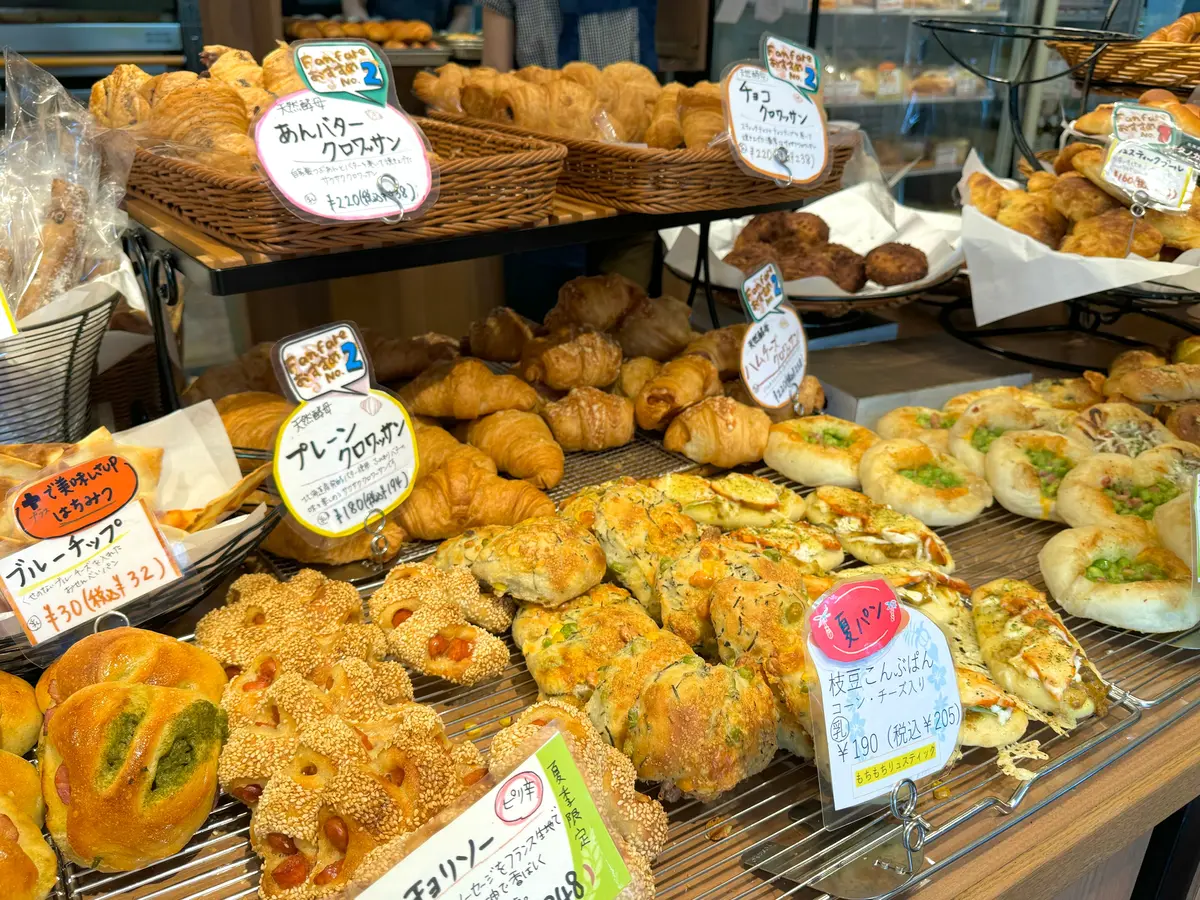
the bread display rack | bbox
[34,446,1200,900]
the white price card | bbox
[762,34,820,94]
[359,733,632,900]
[740,303,807,409]
[876,67,904,100]
[1102,140,1195,211]
[806,578,959,815]
[724,62,830,184]
[277,321,371,401]
[1111,103,1175,144]
[0,499,181,645]
[274,390,417,538]
[740,261,786,321]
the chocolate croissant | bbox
[468,307,534,362]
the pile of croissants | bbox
[285,17,435,48]
[967,88,1200,258]
[89,43,305,174]
[414,61,723,148]
[194,273,820,565]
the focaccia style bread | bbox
[805,485,954,573]
[468,516,607,606]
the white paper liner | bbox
[957,149,1200,325]
[660,181,964,300]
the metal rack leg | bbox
[1130,799,1200,900]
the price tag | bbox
[934,143,959,167]
[1112,103,1176,144]
[761,34,821,94]
[724,62,830,184]
[952,70,979,98]
[740,303,807,409]
[806,578,959,815]
[876,0,905,12]
[1102,141,1195,211]
[740,261,786,321]
[0,287,17,342]
[272,322,417,539]
[359,733,631,900]
[0,498,181,646]
[876,67,904,100]
[295,40,391,106]
[824,79,862,104]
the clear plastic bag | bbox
[1,50,135,323]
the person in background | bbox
[482,0,656,70]
[342,0,473,33]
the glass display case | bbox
[710,0,1143,207]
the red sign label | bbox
[808,577,903,663]
[13,455,140,540]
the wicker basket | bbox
[1050,40,1200,97]
[431,111,855,214]
[126,118,567,255]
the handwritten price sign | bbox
[1102,141,1195,210]
[277,321,370,401]
[740,303,807,409]
[724,62,829,184]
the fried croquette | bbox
[865,242,929,286]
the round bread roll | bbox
[763,415,879,487]
[1065,402,1174,456]
[943,385,1049,417]
[1056,452,1182,537]
[957,668,1028,749]
[985,430,1092,522]
[858,439,993,526]
[874,406,955,452]
[0,671,39,757]
[1136,439,1200,489]
[0,794,57,900]
[1039,525,1197,632]
[948,396,1038,476]
[1154,493,1191,562]
[0,751,44,827]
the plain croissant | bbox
[398,358,537,419]
[465,410,564,489]
[542,387,634,451]
[413,420,496,474]
[396,457,555,540]
[663,396,771,467]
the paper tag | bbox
[276,321,371,402]
[806,578,959,812]
[359,733,631,900]
[876,67,904,100]
[296,40,391,106]
[255,93,434,222]
[825,80,862,104]
[1112,103,1176,144]
[934,143,959,167]
[876,0,904,12]
[724,62,830,184]
[762,34,821,94]
[0,499,182,645]
[740,303,807,409]
[274,389,417,538]
[0,287,17,342]
[11,455,140,540]
[740,261,786,321]
[953,70,979,98]
[1102,141,1195,210]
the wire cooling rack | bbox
[49,463,1200,900]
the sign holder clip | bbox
[377,174,406,224]
[888,779,928,876]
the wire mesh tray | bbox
[46,468,1200,900]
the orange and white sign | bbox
[13,455,140,540]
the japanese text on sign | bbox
[296,42,388,104]
[740,262,785,321]
[0,499,181,645]
[806,580,959,811]
[255,92,433,222]
[359,733,631,900]
[14,455,139,540]
[725,63,829,184]
[1102,141,1195,211]
[762,35,820,93]
[278,322,370,401]
[274,389,417,538]
[740,304,807,409]
[1111,103,1175,144]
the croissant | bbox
[597,62,661,142]
[680,82,724,149]
[396,457,555,540]
[1059,208,1164,259]
[414,419,497,473]
[182,342,276,402]
[368,331,460,381]
[645,83,684,149]
[724,378,795,423]
[612,357,662,398]
[560,61,602,92]
[262,42,305,95]
[496,80,552,131]
[542,387,635,451]
[1145,206,1200,251]
[237,86,275,121]
[546,79,602,140]
[399,358,537,419]
[995,190,1067,248]
[635,354,722,430]
[966,172,1006,218]
[469,307,534,361]
[545,273,646,332]
[89,64,151,128]
[16,180,89,320]
[138,70,198,107]
[261,514,409,564]
[148,79,249,148]
[465,410,564,489]
[663,396,771,467]
[518,328,623,390]
[683,324,750,378]
[414,70,463,112]
[1148,11,1200,40]
[205,45,263,88]
[614,295,692,360]
[216,392,295,451]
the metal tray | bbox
[47,465,1200,900]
